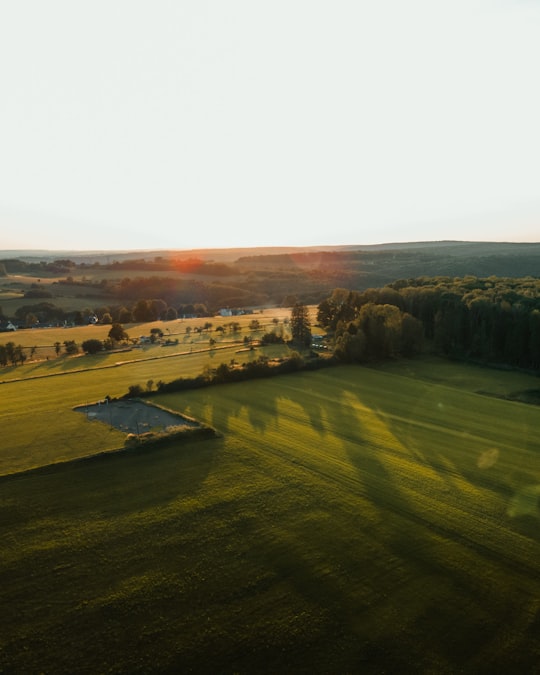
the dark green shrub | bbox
[81,338,103,355]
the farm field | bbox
[0,310,311,473]
[0,308,296,361]
[1,359,540,672]
[0,338,291,474]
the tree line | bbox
[2,299,211,328]
[124,351,334,399]
[318,276,540,370]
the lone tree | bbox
[82,338,104,355]
[290,302,312,347]
[108,323,129,343]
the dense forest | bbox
[318,276,540,371]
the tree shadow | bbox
[178,379,292,435]
[153,369,540,669]
[0,434,223,520]
[374,383,540,543]
[322,389,505,666]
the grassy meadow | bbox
[0,310,297,473]
[0,308,293,360]
[0,342,291,474]
[2,357,540,672]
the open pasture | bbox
[0,339,291,474]
[1,359,540,672]
[0,309,296,383]
[0,309,294,358]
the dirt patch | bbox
[75,400,200,434]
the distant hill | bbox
[1,241,539,265]
[0,245,359,264]
[1,241,540,317]
[234,241,540,283]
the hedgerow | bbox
[124,425,216,448]
[124,352,337,398]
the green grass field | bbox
[2,358,540,672]
[0,339,293,474]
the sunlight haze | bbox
[1,0,539,251]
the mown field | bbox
[2,358,540,673]
[2,308,293,345]
[0,309,315,474]
[0,340,291,474]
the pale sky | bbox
[1,1,539,251]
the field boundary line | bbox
[0,343,240,385]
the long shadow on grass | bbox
[184,374,331,437]
[3,372,539,673]
[232,374,511,668]
[323,389,507,668]
[180,381,283,434]
[194,377,467,669]
[0,435,222,523]
[169,371,540,670]
[0,436,227,675]
[372,382,540,542]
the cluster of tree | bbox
[7,299,172,327]
[131,298,170,322]
[261,331,285,345]
[0,258,76,275]
[177,303,209,317]
[332,303,423,362]
[0,338,85,366]
[13,302,66,325]
[106,256,237,276]
[56,270,322,309]
[0,342,27,366]
[9,295,264,328]
[0,322,142,365]
[62,340,79,355]
[111,276,267,311]
[217,321,242,333]
[81,324,130,354]
[124,424,216,449]
[318,276,540,370]
[23,288,53,299]
[34,274,258,316]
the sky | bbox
[1,0,539,252]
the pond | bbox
[76,400,199,434]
